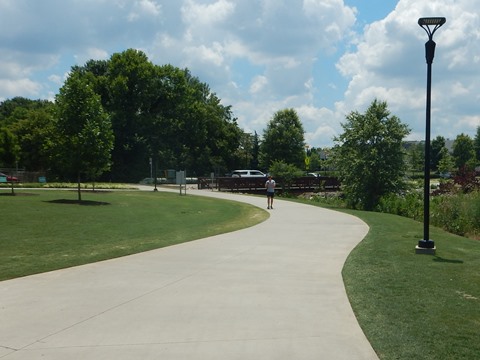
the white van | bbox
[231,170,266,177]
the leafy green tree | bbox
[104,49,156,182]
[474,126,480,165]
[332,99,410,210]
[452,133,476,171]
[236,131,254,169]
[269,160,303,193]
[0,97,52,126]
[0,127,20,168]
[251,131,260,169]
[308,148,322,172]
[75,51,242,180]
[145,65,241,177]
[437,147,454,176]
[431,135,446,171]
[9,103,56,171]
[52,70,114,201]
[0,98,55,172]
[260,108,305,170]
[406,142,424,176]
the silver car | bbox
[231,170,266,177]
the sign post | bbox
[176,170,186,195]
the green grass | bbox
[0,189,268,281]
[341,210,480,359]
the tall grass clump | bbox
[431,190,480,239]
[376,189,480,240]
[308,192,347,209]
[376,192,423,221]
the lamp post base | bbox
[416,239,436,255]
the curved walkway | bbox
[0,188,378,359]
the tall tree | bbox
[251,131,260,169]
[431,135,446,171]
[452,133,476,171]
[0,127,19,168]
[437,147,454,176]
[406,142,424,176]
[104,49,156,182]
[0,97,51,125]
[9,103,56,171]
[332,99,410,210]
[0,98,55,172]
[52,70,114,200]
[145,65,241,176]
[308,148,322,172]
[236,131,254,169]
[260,108,305,170]
[75,51,242,180]
[474,126,480,165]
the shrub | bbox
[375,190,479,239]
[376,191,423,220]
[431,190,480,238]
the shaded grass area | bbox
[341,210,480,360]
[0,189,268,281]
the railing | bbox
[198,176,340,193]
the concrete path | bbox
[0,188,378,359]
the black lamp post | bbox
[417,17,446,252]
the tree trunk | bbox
[77,174,82,202]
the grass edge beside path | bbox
[0,190,268,281]
[340,209,480,360]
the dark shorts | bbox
[266,191,274,198]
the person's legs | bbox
[267,192,274,209]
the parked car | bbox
[231,170,267,177]
[0,172,18,182]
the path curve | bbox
[0,187,378,359]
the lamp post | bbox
[417,17,446,253]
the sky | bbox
[0,0,479,148]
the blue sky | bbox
[0,0,478,148]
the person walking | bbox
[265,175,276,209]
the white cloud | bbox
[181,0,235,25]
[48,74,63,86]
[0,0,478,149]
[128,0,162,22]
[249,75,268,94]
[0,79,42,100]
[335,0,480,143]
[296,105,340,147]
[74,48,110,65]
[183,42,225,67]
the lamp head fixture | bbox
[418,17,446,39]
[418,17,446,26]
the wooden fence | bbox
[198,176,340,193]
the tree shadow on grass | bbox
[0,192,39,196]
[433,256,464,264]
[46,199,111,206]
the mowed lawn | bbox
[341,209,480,360]
[0,189,268,281]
